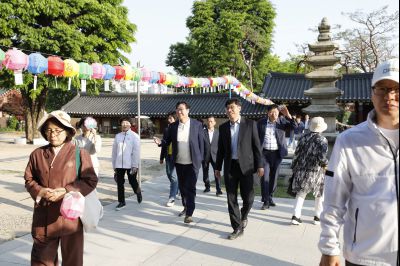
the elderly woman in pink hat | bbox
[288,116,329,226]
[24,110,97,266]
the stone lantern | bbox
[302,17,342,146]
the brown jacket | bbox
[24,142,98,237]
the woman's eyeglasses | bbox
[45,129,65,136]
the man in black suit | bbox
[257,104,297,210]
[154,101,205,224]
[215,99,264,240]
[202,116,222,196]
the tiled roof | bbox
[62,93,269,118]
[262,72,373,103]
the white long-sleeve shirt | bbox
[112,129,140,169]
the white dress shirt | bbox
[176,119,192,164]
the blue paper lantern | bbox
[27,53,48,74]
[103,64,116,80]
[150,71,160,84]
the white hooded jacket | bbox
[112,129,140,169]
[319,110,399,266]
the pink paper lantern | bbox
[2,48,29,70]
[91,63,106,79]
[140,68,151,82]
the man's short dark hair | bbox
[119,117,132,125]
[225,98,242,107]
[176,101,190,109]
[207,116,215,120]
[268,104,279,112]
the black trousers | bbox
[175,163,199,217]
[115,168,140,204]
[202,159,222,192]
[224,160,254,230]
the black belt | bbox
[263,149,278,152]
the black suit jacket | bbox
[162,119,205,170]
[257,116,297,159]
[216,117,263,176]
[204,128,219,163]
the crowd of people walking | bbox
[22,59,398,266]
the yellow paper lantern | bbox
[63,59,79,77]
[123,65,133,80]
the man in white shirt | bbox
[112,117,142,210]
[319,58,399,266]
[154,102,205,224]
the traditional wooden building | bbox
[62,93,268,135]
[62,72,373,135]
[261,72,373,123]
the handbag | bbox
[75,146,104,232]
[60,191,85,220]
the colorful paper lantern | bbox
[63,59,79,77]
[27,53,48,74]
[114,66,125,80]
[103,64,116,80]
[79,62,92,80]
[47,56,65,76]
[163,74,172,85]
[150,71,160,84]
[158,72,166,84]
[2,48,28,70]
[0,49,6,66]
[91,63,105,79]
[133,68,142,82]
[140,68,151,82]
[122,65,133,80]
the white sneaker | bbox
[166,198,175,207]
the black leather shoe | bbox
[228,228,243,240]
[269,199,276,207]
[261,202,269,210]
[178,208,186,217]
[241,219,248,229]
[203,187,210,193]
[136,192,142,204]
[216,191,223,196]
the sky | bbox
[123,0,399,73]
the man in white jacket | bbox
[319,58,399,266]
[112,117,142,210]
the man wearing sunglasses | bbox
[319,58,399,266]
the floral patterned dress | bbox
[290,132,328,197]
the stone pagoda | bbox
[302,17,342,145]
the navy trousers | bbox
[261,150,282,203]
[175,163,199,217]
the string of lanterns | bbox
[0,47,274,105]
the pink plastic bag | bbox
[60,191,85,220]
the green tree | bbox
[335,6,399,73]
[166,0,276,92]
[0,0,136,142]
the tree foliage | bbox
[166,0,276,91]
[289,6,399,74]
[335,6,399,72]
[0,0,136,142]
